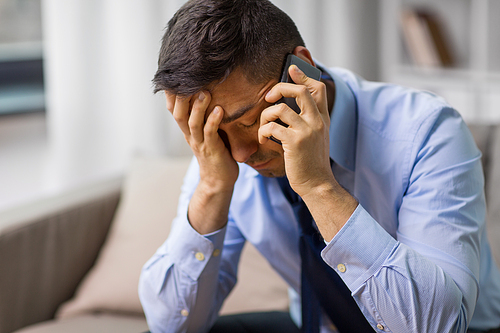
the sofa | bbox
[0,124,499,333]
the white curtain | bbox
[41,0,378,188]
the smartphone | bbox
[271,54,322,144]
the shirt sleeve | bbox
[138,158,246,333]
[321,108,485,333]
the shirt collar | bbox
[318,65,357,172]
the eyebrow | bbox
[221,103,257,124]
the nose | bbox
[228,135,259,163]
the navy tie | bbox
[276,175,374,333]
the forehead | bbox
[207,69,276,122]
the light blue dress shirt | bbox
[139,67,500,333]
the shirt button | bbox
[195,252,205,261]
[377,323,384,330]
[181,309,189,316]
[213,249,221,257]
[337,263,346,273]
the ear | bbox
[292,46,316,67]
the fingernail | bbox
[213,106,220,115]
[292,65,303,74]
[198,91,205,101]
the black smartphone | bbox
[271,54,322,144]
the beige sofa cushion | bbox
[56,156,288,319]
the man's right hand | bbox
[166,91,238,234]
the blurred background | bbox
[0,0,498,213]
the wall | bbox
[0,0,380,210]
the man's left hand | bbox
[258,64,358,241]
[259,64,333,198]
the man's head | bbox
[153,0,305,96]
[155,0,315,178]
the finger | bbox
[266,65,327,109]
[265,82,317,116]
[288,65,328,114]
[172,95,192,136]
[260,103,302,129]
[258,120,289,145]
[287,64,316,86]
[189,91,211,143]
[165,91,176,113]
[204,106,224,147]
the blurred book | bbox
[400,8,455,68]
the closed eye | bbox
[241,117,259,128]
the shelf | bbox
[0,84,45,115]
[395,65,500,85]
[380,0,500,123]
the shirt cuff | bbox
[167,214,227,281]
[321,204,398,292]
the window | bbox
[0,0,44,115]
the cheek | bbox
[222,124,259,141]
[217,125,257,154]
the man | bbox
[138,0,500,332]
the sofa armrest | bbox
[468,124,500,266]
[0,179,121,333]
[484,125,500,267]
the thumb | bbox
[287,63,329,120]
[288,64,313,86]
[288,63,323,99]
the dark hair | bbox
[152,0,305,95]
